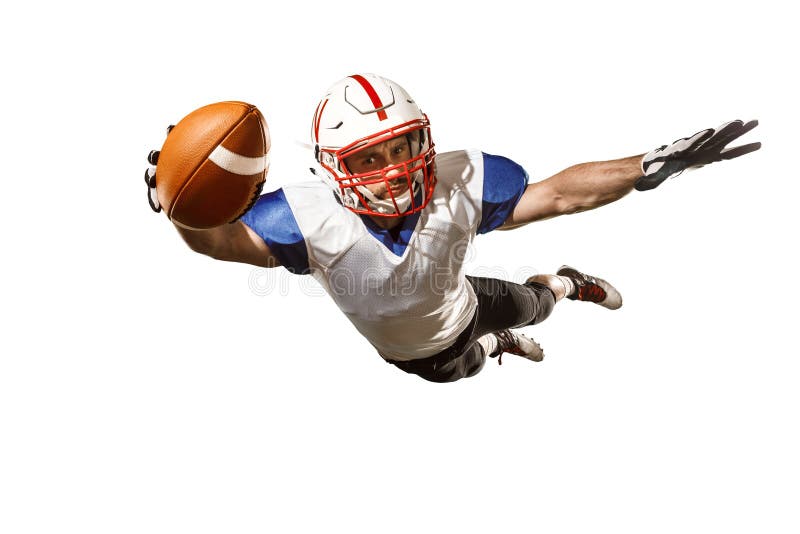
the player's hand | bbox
[635,119,761,191]
[144,125,174,213]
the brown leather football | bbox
[156,101,270,229]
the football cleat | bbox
[555,265,623,310]
[490,329,545,364]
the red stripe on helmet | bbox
[313,99,329,142]
[350,74,388,121]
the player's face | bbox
[343,134,417,199]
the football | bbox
[156,101,270,229]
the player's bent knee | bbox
[525,281,556,325]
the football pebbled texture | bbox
[156,101,270,229]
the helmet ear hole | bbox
[314,144,320,162]
[320,152,336,168]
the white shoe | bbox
[555,265,623,310]
[491,329,544,364]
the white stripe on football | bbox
[209,144,270,176]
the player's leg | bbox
[466,267,622,365]
[394,332,543,382]
[403,343,487,383]
[387,322,486,383]
[389,268,621,382]
[467,265,623,338]
[466,275,557,335]
[386,277,554,382]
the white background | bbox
[2,1,798,533]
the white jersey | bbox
[241,149,529,360]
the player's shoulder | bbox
[432,149,484,191]
[435,149,526,179]
[238,179,341,274]
[475,152,530,234]
[435,148,483,171]
[280,178,337,206]
[241,179,337,236]
[247,179,336,215]
[481,152,528,176]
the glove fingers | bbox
[719,141,761,160]
[147,185,161,212]
[144,125,172,215]
[701,119,758,151]
[696,120,744,150]
[651,128,713,162]
[144,167,156,187]
[737,119,759,138]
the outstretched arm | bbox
[501,119,760,230]
[145,144,280,269]
[174,221,280,268]
[500,154,643,229]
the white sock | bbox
[555,275,576,298]
[476,333,499,357]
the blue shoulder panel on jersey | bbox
[239,189,310,274]
[477,153,530,234]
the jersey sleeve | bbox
[239,188,310,274]
[477,153,530,234]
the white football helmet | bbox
[311,74,436,217]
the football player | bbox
[145,74,760,382]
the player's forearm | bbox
[173,223,229,258]
[173,221,278,268]
[551,155,644,214]
[500,154,646,230]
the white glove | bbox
[636,119,760,191]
